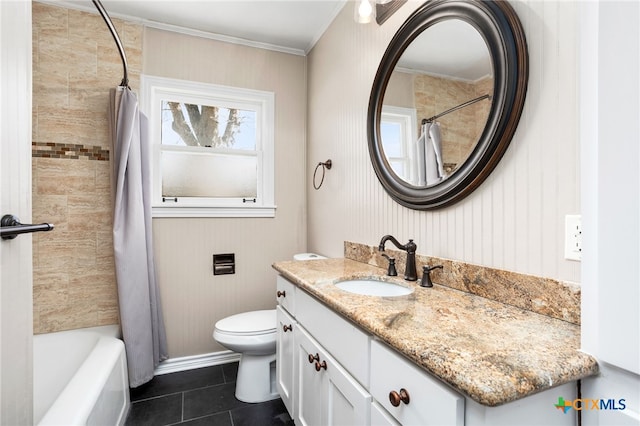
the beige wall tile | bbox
[96,231,115,265]
[36,303,99,333]
[42,35,97,78]
[68,9,116,47]
[32,271,69,289]
[95,161,112,192]
[32,2,68,37]
[37,107,106,146]
[32,2,141,335]
[31,193,68,230]
[123,21,143,50]
[33,69,69,108]
[33,282,70,307]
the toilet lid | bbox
[215,310,276,335]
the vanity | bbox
[273,257,598,426]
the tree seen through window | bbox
[161,101,256,149]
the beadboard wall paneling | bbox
[143,28,307,357]
[307,0,580,283]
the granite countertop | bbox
[272,258,599,407]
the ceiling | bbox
[55,0,348,55]
[49,0,490,80]
[398,19,492,82]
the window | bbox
[141,75,275,217]
[380,106,418,184]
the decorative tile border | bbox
[32,142,109,161]
[344,241,581,325]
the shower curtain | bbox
[415,121,445,186]
[110,87,168,387]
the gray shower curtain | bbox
[416,121,445,186]
[110,87,168,387]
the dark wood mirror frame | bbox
[368,0,528,210]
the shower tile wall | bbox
[31,2,142,334]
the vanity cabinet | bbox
[276,276,464,425]
[276,275,577,426]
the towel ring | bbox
[313,159,332,190]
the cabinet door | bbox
[276,306,296,419]
[295,326,325,426]
[323,346,371,426]
[295,326,371,426]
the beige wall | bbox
[144,28,307,357]
[31,2,142,334]
[307,0,581,283]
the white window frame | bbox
[381,105,418,185]
[141,75,276,218]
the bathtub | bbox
[33,325,130,425]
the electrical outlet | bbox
[564,215,582,261]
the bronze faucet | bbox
[378,235,417,281]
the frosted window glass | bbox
[162,151,257,198]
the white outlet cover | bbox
[564,215,582,261]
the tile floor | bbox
[125,363,294,426]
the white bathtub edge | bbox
[38,337,126,426]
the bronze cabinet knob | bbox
[282,324,292,332]
[277,290,286,298]
[308,353,319,363]
[389,388,410,407]
[315,360,327,371]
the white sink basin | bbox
[334,279,414,297]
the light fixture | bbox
[355,0,405,25]
[356,0,374,24]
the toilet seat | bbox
[214,309,276,336]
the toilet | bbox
[213,310,278,403]
[213,252,326,403]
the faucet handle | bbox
[381,253,398,277]
[420,265,443,288]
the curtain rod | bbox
[422,94,491,124]
[92,0,129,88]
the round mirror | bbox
[368,0,528,209]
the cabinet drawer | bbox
[276,275,296,315]
[371,339,464,426]
[297,290,370,388]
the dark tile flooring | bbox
[125,363,294,426]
